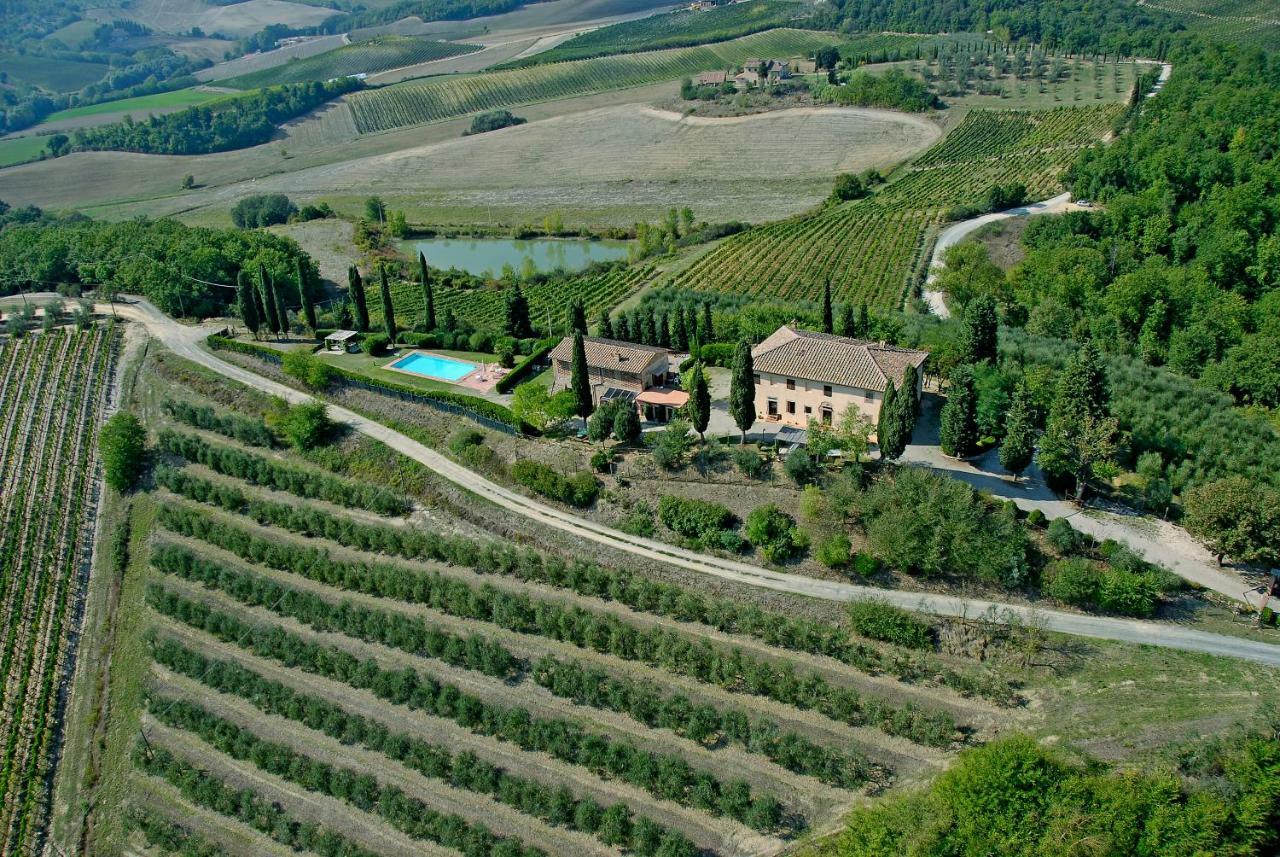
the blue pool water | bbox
[390,352,476,381]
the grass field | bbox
[502,0,814,65]
[0,137,49,169]
[112,0,338,38]
[41,88,230,123]
[348,29,845,133]
[673,104,1123,308]
[220,36,484,90]
[0,327,119,856]
[0,52,107,93]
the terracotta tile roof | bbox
[695,70,727,85]
[550,336,669,372]
[751,326,928,391]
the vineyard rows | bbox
[0,327,118,856]
[222,36,482,90]
[348,29,841,133]
[675,106,1124,307]
[504,0,813,66]
[369,264,656,334]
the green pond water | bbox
[407,237,631,277]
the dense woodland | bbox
[0,207,315,317]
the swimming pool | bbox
[389,352,477,382]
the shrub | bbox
[497,342,515,368]
[512,459,598,507]
[784,450,818,485]
[745,505,807,563]
[468,331,493,353]
[1097,568,1160,617]
[1042,557,1101,608]
[591,450,612,472]
[733,447,769,479]
[851,552,881,578]
[618,501,656,537]
[281,350,336,390]
[658,495,737,547]
[449,429,486,455]
[465,109,526,135]
[100,411,147,492]
[697,342,736,366]
[588,399,627,441]
[362,333,390,356]
[1025,508,1046,527]
[231,193,295,228]
[269,400,332,451]
[1046,517,1086,555]
[650,419,694,470]
[846,600,933,649]
[613,405,642,445]
[401,332,439,348]
[817,533,852,568]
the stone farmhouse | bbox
[751,326,928,430]
[550,336,689,422]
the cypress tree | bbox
[701,302,715,343]
[960,294,998,363]
[821,278,834,334]
[237,270,260,338]
[856,302,870,338]
[641,308,657,346]
[348,267,369,332]
[999,381,1036,479]
[259,266,281,336]
[614,314,631,342]
[568,298,586,335]
[878,380,907,460]
[295,258,317,332]
[504,284,532,339]
[684,305,698,347]
[838,302,856,338]
[729,340,756,444]
[271,269,290,337]
[672,308,689,351]
[940,365,979,458]
[656,311,670,348]
[900,363,920,433]
[597,310,614,340]
[570,330,593,423]
[689,360,710,441]
[379,265,396,341]
[419,252,436,331]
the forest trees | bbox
[1184,477,1280,568]
[1037,342,1117,501]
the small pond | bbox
[406,237,631,277]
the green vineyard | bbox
[348,29,843,133]
[674,105,1124,307]
[503,0,814,66]
[1137,0,1280,49]
[221,36,482,90]
[0,327,118,856]
[368,264,656,333]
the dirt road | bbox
[87,297,1280,668]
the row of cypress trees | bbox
[236,256,318,339]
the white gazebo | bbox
[324,330,359,352]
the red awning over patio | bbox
[636,387,689,407]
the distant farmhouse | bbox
[751,326,927,429]
[736,58,791,89]
[695,70,728,86]
[551,336,689,423]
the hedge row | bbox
[207,332,524,432]
[156,432,409,515]
[147,585,789,831]
[151,541,521,679]
[153,538,875,788]
[532,655,877,790]
[146,696,547,857]
[131,754,386,857]
[157,505,959,748]
[162,398,276,447]
[496,338,558,394]
[511,460,599,507]
[153,464,1017,706]
[152,637,697,856]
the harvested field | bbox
[220,36,483,90]
[109,0,337,38]
[197,35,351,83]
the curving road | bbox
[80,297,1280,668]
